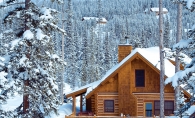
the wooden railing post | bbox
[72,96,76,116]
[80,94,83,112]
[94,114,96,118]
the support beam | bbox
[80,95,83,112]
[72,96,76,116]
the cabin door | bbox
[145,103,152,117]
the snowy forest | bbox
[1,0,195,117]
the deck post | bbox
[80,94,83,112]
[72,96,76,116]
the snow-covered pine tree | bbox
[103,32,112,71]
[164,15,171,48]
[1,0,65,117]
[65,0,77,89]
[88,27,98,83]
[80,29,88,86]
[171,0,195,11]
[0,55,18,117]
[165,0,195,116]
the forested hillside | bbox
[1,0,195,90]
[61,0,195,89]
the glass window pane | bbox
[136,70,145,87]
[104,100,114,112]
[145,103,152,117]
[164,101,174,115]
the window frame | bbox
[154,100,174,116]
[135,69,145,87]
[104,100,114,113]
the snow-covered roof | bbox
[85,47,176,97]
[65,80,101,97]
[66,47,187,98]
[82,17,107,23]
[150,7,168,12]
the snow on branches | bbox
[171,0,195,11]
[0,0,66,117]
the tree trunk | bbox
[175,3,182,113]
[60,4,65,104]
[159,0,165,117]
[23,0,30,114]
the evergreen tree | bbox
[104,32,112,71]
[88,27,98,83]
[1,0,65,117]
[164,15,171,48]
[65,0,77,89]
[165,0,195,116]
[80,29,88,86]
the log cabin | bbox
[65,44,191,117]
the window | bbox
[154,101,160,116]
[154,101,174,116]
[145,103,152,117]
[164,101,174,115]
[135,70,145,87]
[104,100,114,112]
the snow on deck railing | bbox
[174,96,195,116]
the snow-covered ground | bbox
[1,83,80,118]
[2,96,78,118]
[1,95,23,111]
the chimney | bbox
[118,44,132,62]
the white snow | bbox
[184,28,191,32]
[19,54,28,66]
[1,95,23,111]
[0,56,5,66]
[0,56,4,61]
[23,30,34,40]
[40,7,55,21]
[0,71,7,85]
[36,28,48,40]
[172,39,193,50]
[167,105,195,118]
[187,0,194,9]
[45,103,72,118]
[64,83,72,94]
[150,7,168,12]
[1,82,79,118]
[82,17,107,23]
[10,39,21,50]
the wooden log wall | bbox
[133,93,175,116]
[96,92,119,116]
[131,58,174,93]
